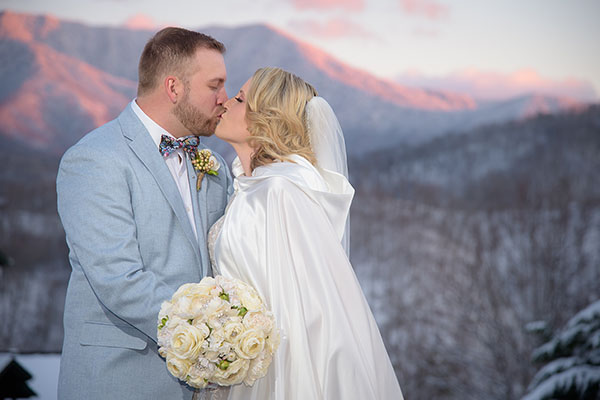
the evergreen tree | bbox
[523,299,600,400]
[0,359,37,399]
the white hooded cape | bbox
[213,155,403,400]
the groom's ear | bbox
[164,76,181,104]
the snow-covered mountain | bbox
[0,10,589,155]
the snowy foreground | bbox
[0,353,60,400]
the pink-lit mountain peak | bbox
[265,24,476,111]
[0,10,60,42]
[297,41,476,111]
[0,27,135,152]
[397,68,597,103]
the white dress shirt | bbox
[130,100,198,240]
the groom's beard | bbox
[173,95,218,137]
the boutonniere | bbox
[191,149,220,190]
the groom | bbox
[56,28,232,399]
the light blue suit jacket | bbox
[56,105,232,399]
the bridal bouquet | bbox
[157,276,280,388]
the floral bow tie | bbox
[158,134,220,190]
[158,134,200,158]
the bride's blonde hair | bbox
[246,67,318,171]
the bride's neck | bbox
[232,143,254,177]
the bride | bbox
[208,67,403,399]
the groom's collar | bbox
[130,99,176,148]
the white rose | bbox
[162,315,186,336]
[209,155,221,173]
[238,287,264,311]
[205,297,229,315]
[244,351,273,386]
[171,283,198,301]
[173,285,214,319]
[223,321,245,344]
[191,321,212,338]
[173,279,216,299]
[158,301,173,321]
[170,324,207,360]
[215,275,235,292]
[158,346,168,359]
[242,311,274,335]
[202,349,220,363]
[206,300,234,330]
[265,329,280,355]
[157,330,170,351]
[186,358,216,389]
[166,352,192,381]
[158,315,187,350]
[172,296,193,319]
[199,275,217,286]
[213,358,250,386]
[234,329,266,360]
[202,328,228,362]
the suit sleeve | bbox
[57,143,175,342]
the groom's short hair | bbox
[137,27,225,96]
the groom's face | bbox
[174,48,227,137]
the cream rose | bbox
[191,320,211,338]
[171,282,201,301]
[242,311,274,335]
[158,346,168,358]
[238,287,264,311]
[186,358,216,389]
[173,287,214,319]
[215,275,235,293]
[206,302,234,330]
[265,330,281,355]
[223,321,245,344]
[235,329,266,360]
[170,324,207,360]
[244,351,273,386]
[166,353,191,381]
[213,359,250,386]
[158,301,173,320]
[202,327,227,362]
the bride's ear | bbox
[164,76,180,104]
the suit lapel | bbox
[186,156,211,277]
[117,106,202,262]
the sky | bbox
[3,0,599,101]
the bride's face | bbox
[215,78,251,145]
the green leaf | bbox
[218,360,230,370]
[207,170,219,176]
[238,307,248,317]
[158,316,169,329]
[219,290,230,302]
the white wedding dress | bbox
[207,155,403,400]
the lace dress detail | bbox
[194,216,229,400]
[208,215,225,275]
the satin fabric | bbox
[213,155,403,400]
